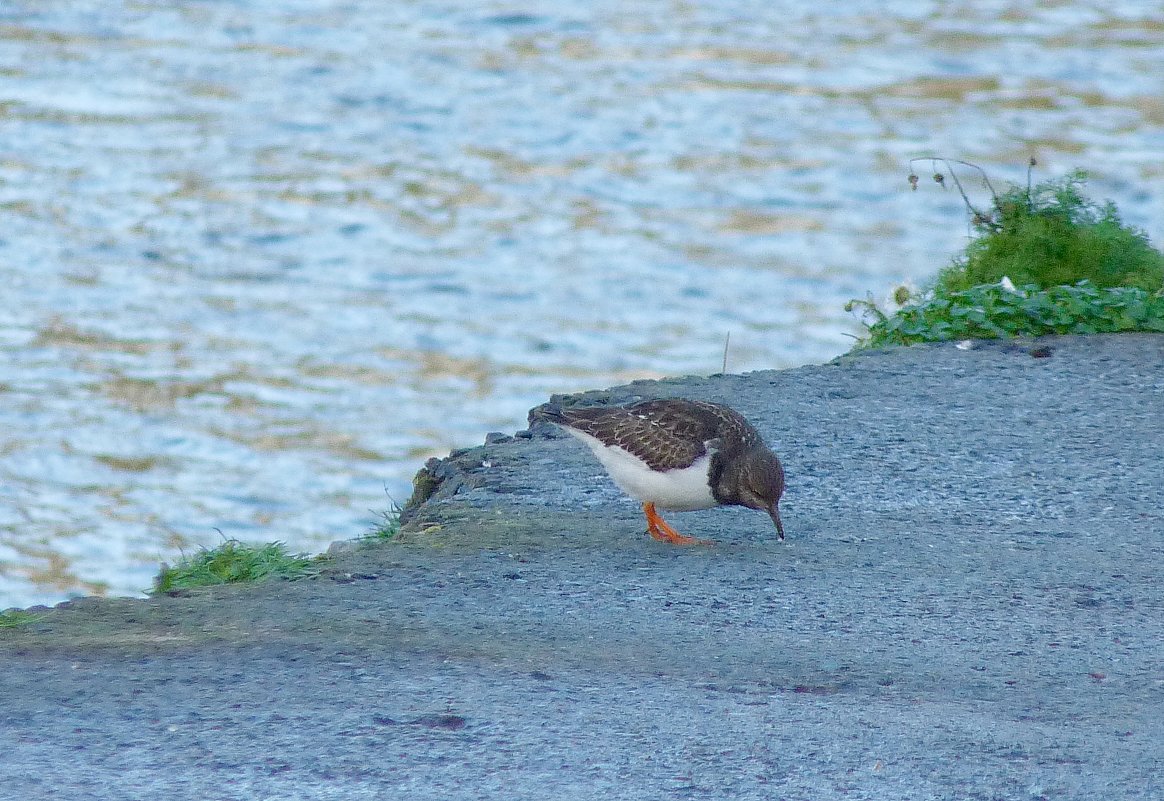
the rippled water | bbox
[2,2,1161,607]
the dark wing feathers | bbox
[550,399,762,471]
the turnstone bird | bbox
[530,398,785,545]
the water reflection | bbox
[1,2,1161,607]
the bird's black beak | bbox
[768,503,785,541]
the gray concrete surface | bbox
[3,334,1162,800]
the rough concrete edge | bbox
[393,350,879,530]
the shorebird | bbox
[530,398,785,545]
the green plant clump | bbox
[850,163,1164,348]
[152,539,319,594]
[851,280,1164,347]
[936,169,1164,294]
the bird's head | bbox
[716,445,786,539]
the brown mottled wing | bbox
[558,399,761,471]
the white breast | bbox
[564,429,717,511]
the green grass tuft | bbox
[151,539,319,594]
[0,609,47,629]
[363,508,402,542]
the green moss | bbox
[151,539,319,594]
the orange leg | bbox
[643,502,713,546]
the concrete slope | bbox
[3,334,1162,800]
